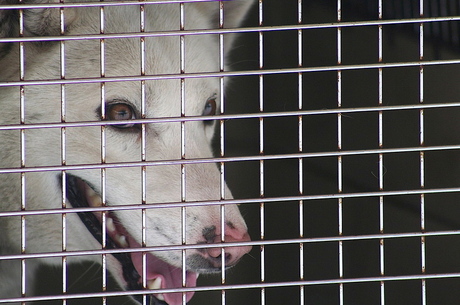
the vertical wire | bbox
[257,1,265,305]
[297,1,305,305]
[218,2,227,303]
[336,1,344,304]
[59,3,67,305]
[419,1,427,304]
[377,1,385,305]
[179,3,187,304]
[18,3,26,302]
[99,5,108,305]
[139,3,148,305]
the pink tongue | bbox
[128,236,198,305]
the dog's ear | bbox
[22,1,63,36]
[23,0,78,37]
[0,0,18,38]
[0,0,76,38]
[0,0,20,56]
[0,0,77,58]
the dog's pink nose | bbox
[203,224,252,267]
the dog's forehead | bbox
[98,4,221,117]
[58,3,222,121]
[100,3,221,73]
[103,31,220,74]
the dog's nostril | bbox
[202,225,217,243]
[200,223,252,268]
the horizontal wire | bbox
[1,229,460,262]
[1,185,460,219]
[2,58,460,88]
[1,143,460,175]
[0,14,459,43]
[0,0,230,10]
[2,271,460,304]
[1,101,460,131]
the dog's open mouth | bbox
[64,174,197,305]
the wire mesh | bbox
[2,0,460,305]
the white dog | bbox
[0,1,254,304]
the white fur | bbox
[0,1,254,304]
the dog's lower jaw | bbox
[128,235,198,305]
[65,174,200,305]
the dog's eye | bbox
[203,98,217,117]
[106,103,137,129]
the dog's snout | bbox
[201,223,252,267]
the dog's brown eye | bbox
[107,103,137,129]
[203,98,216,116]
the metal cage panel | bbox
[1,1,460,305]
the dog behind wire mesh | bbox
[0,1,254,304]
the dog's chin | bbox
[63,174,198,305]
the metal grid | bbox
[2,0,460,304]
